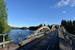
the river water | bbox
[8,29,33,44]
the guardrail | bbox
[0,32,45,48]
[0,34,8,48]
[59,27,75,50]
[0,26,56,48]
[0,33,28,48]
[59,27,75,39]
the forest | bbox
[61,20,75,34]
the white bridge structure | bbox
[34,26,50,36]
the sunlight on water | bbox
[8,29,33,44]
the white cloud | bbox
[56,0,75,7]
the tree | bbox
[61,20,75,34]
[0,0,10,34]
[29,24,43,30]
[61,20,67,27]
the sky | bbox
[6,0,75,27]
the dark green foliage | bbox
[0,36,3,42]
[29,24,43,30]
[19,27,28,29]
[48,25,52,29]
[0,0,10,34]
[0,35,10,42]
[55,25,60,29]
[11,26,28,30]
[5,35,11,41]
[61,20,75,34]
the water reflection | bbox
[8,29,33,44]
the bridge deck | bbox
[16,30,59,50]
[1,26,75,50]
[0,44,19,50]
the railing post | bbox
[2,34,5,48]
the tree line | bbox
[28,24,59,30]
[61,20,75,34]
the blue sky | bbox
[6,0,75,27]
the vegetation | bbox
[20,27,28,29]
[11,24,52,30]
[0,0,10,34]
[28,24,43,30]
[0,0,11,42]
[11,26,28,29]
[61,20,75,34]
[48,25,53,29]
[28,24,54,30]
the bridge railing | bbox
[0,31,44,48]
[0,32,29,48]
[0,26,54,48]
[0,33,9,48]
[59,27,75,50]
[59,26,75,39]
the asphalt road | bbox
[16,30,59,50]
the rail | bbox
[59,26,75,50]
[0,33,28,48]
[0,26,57,48]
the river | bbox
[8,29,34,44]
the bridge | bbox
[0,25,75,50]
